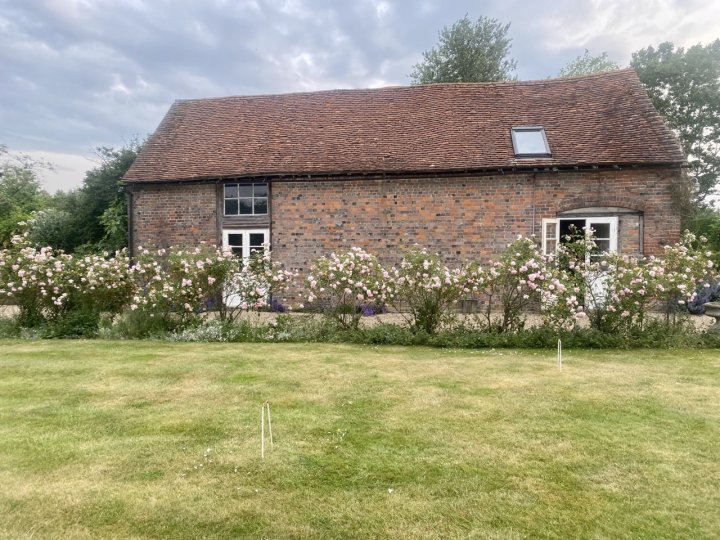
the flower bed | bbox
[0,230,716,340]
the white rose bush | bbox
[0,238,295,334]
[0,229,716,341]
[0,233,133,328]
[542,230,716,334]
[218,249,297,324]
[306,247,389,330]
[388,247,481,334]
[128,245,234,327]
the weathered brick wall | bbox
[130,183,217,251]
[550,169,681,254]
[618,214,642,255]
[270,168,682,277]
[129,168,682,302]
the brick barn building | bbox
[124,69,686,291]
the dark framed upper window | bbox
[511,127,552,158]
[224,183,268,215]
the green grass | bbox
[0,341,719,539]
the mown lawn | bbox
[0,341,718,539]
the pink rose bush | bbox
[0,234,133,327]
[388,247,481,334]
[306,247,389,329]
[130,244,295,326]
[0,237,295,332]
[478,236,552,332]
[653,232,715,323]
[541,230,716,333]
[537,263,585,331]
[1,228,716,338]
[303,232,716,336]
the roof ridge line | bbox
[174,69,638,103]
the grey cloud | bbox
[0,0,716,191]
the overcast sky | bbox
[1,0,719,192]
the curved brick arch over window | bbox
[557,196,647,214]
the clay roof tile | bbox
[124,69,685,182]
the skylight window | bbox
[511,127,551,158]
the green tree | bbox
[53,140,141,252]
[631,40,720,205]
[26,208,76,252]
[686,208,720,262]
[0,145,51,246]
[558,49,619,77]
[409,15,517,84]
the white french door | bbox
[222,229,270,307]
[542,219,559,255]
[222,229,270,259]
[542,217,618,308]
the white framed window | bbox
[543,217,618,308]
[542,217,618,258]
[223,183,268,215]
[543,219,559,255]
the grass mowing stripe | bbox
[0,340,718,539]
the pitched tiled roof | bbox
[124,69,685,183]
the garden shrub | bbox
[306,247,390,330]
[539,264,585,332]
[0,316,20,338]
[129,245,232,329]
[698,329,720,348]
[652,232,716,325]
[99,309,716,349]
[0,235,69,326]
[25,209,76,252]
[388,247,480,334]
[1,230,718,346]
[477,236,549,332]
[65,250,134,321]
[41,309,103,339]
[106,308,187,339]
[216,249,297,323]
[0,234,132,332]
[163,314,343,343]
[537,229,717,335]
[351,323,430,346]
[267,313,344,342]
[168,319,268,342]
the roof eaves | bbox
[122,160,687,185]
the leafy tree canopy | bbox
[0,145,51,246]
[25,208,75,252]
[558,49,620,77]
[48,140,141,253]
[409,15,517,84]
[631,40,720,205]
